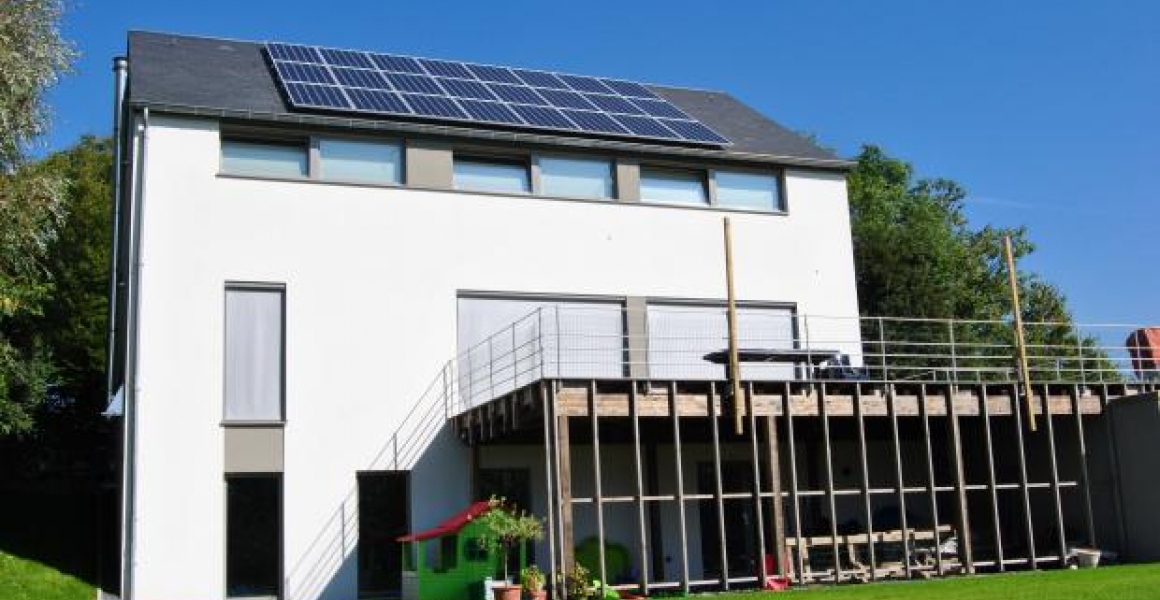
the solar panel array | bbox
[265,42,730,146]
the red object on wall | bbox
[1127,328,1160,379]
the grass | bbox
[703,564,1160,600]
[0,550,94,600]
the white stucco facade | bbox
[123,114,860,600]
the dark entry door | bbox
[478,468,532,577]
[697,461,759,579]
[358,472,409,598]
[227,475,282,599]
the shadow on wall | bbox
[284,423,468,600]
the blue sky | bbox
[46,1,1158,324]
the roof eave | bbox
[129,100,856,171]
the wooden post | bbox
[763,412,787,578]
[723,218,743,435]
[557,407,575,570]
[1041,385,1067,564]
[980,385,1005,571]
[1004,235,1038,432]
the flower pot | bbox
[522,590,546,600]
[493,584,522,600]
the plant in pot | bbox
[520,565,546,600]
[477,498,544,600]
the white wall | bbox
[128,115,861,600]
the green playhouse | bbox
[398,501,528,600]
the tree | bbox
[847,145,1115,380]
[0,0,74,437]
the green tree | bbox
[0,0,75,437]
[848,145,1115,381]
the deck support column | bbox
[709,382,730,588]
[1071,385,1096,548]
[669,382,690,594]
[782,382,805,583]
[1041,385,1067,564]
[886,384,911,578]
[588,381,608,586]
[819,383,841,582]
[630,384,649,594]
[556,388,575,571]
[853,384,877,580]
[540,383,560,598]
[762,411,787,578]
[946,385,974,573]
[1011,383,1037,568]
[980,385,1005,570]
[918,384,943,575]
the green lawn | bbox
[707,564,1160,600]
[0,550,94,600]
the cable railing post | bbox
[878,317,888,382]
[948,319,958,384]
[442,362,450,419]
[512,320,519,389]
[554,305,563,379]
[488,337,495,400]
[536,307,546,380]
[392,433,398,471]
[803,314,813,381]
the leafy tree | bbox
[0,0,75,437]
[848,145,1116,381]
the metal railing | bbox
[375,306,1159,470]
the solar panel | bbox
[265,42,730,146]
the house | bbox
[106,30,1155,600]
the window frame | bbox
[638,164,711,206]
[452,151,533,195]
[220,135,310,180]
[312,134,406,186]
[532,152,618,201]
[222,282,287,426]
[709,166,787,213]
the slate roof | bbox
[126,31,850,169]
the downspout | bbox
[106,56,127,406]
[121,105,150,600]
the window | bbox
[221,139,307,178]
[539,156,614,199]
[640,166,708,205]
[225,287,285,422]
[319,138,403,184]
[454,156,530,193]
[226,475,281,599]
[715,170,782,211]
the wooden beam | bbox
[723,218,743,435]
[557,406,575,570]
[1004,234,1037,431]
[763,413,787,578]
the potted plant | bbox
[520,565,546,600]
[477,498,544,600]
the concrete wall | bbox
[127,115,861,600]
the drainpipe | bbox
[106,56,128,406]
